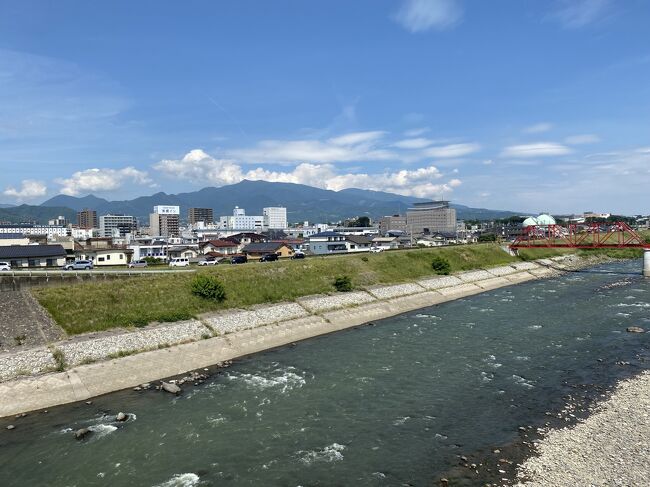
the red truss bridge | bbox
[510,222,649,250]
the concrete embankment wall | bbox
[0,257,573,417]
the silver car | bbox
[63,260,93,270]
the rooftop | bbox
[0,244,67,259]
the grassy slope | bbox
[35,244,520,335]
[34,242,645,335]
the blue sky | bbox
[1,0,649,214]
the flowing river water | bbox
[1,260,649,486]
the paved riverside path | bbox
[0,290,64,351]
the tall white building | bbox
[263,207,287,230]
[219,207,265,231]
[99,214,137,238]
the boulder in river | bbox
[74,428,91,440]
[626,326,645,333]
[6,425,15,430]
[161,382,181,395]
[116,412,128,422]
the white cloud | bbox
[392,138,434,149]
[155,149,461,199]
[154,149,244,186]
[3,179,47,200]
[552,0,611,29]
[501,142,572,158]
[482,159,493,165]
[55,167,152,196]
[523,122,553,134]
[328,131,385,146]
[403,127,429,137]
[393,0,462,33]
[423,143,481,158]
[565,134,600,145]
[229,131,395,164]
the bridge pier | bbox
[644,249,650,277]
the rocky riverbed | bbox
[513,371,650,486]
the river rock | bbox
[116,412,128,422]
[161,382,181,395]
[74,428,91,439]
[626,326,645,333]
[6,424,15,430]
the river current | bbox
[1,260,649,486]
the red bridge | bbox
[510,221,648,250]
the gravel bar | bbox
[512,262,541,271]
[514,371,650,486]
[297,291,377,313]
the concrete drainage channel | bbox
[0,256,579,417]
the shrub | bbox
[333,275,353,292]
[431,256,451,275]
[143,257,165,265]
[361,256,369,262]
[191,275,226,301]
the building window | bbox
[106,255,110,260]
[98,257,105,262]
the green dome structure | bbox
[522,214,556,227]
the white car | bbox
[169,257,190,267]
[369,247,384,253]
[0,261,11,271]
[198,258,219,266]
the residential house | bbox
[199,239,238,256]
[167,246,200,261]
[0,244,67,268]
[308,232,373,254]
[75,243,132,266]
[345,235,372,252]
[416,232,458,247]
[242,242,295,259]
[224,232,267,252]
[371,236,400,250]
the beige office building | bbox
[406,201,456,235]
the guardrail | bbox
[0,268,196,292]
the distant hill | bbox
[0,204,15,208]
[40,180,519,223]
[0,205,77,224]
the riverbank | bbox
[513,370,650,486]
[0,255,588,418]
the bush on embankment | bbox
[33,243,569,335]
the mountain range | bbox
[2,180,518,224]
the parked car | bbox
[291,252,305,260]
[0,262,11,271]
[169,257,190,267]
[198,258,219,266]
[63,260,93,270]
[369,247,384,253]
[128,259,148,268]
[230,255,248,264]
[259,253,279,263]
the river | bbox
[1,260,649,486]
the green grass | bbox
[33,242,643,335]
[34,244,520,335]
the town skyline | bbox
[1,0,649,214]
